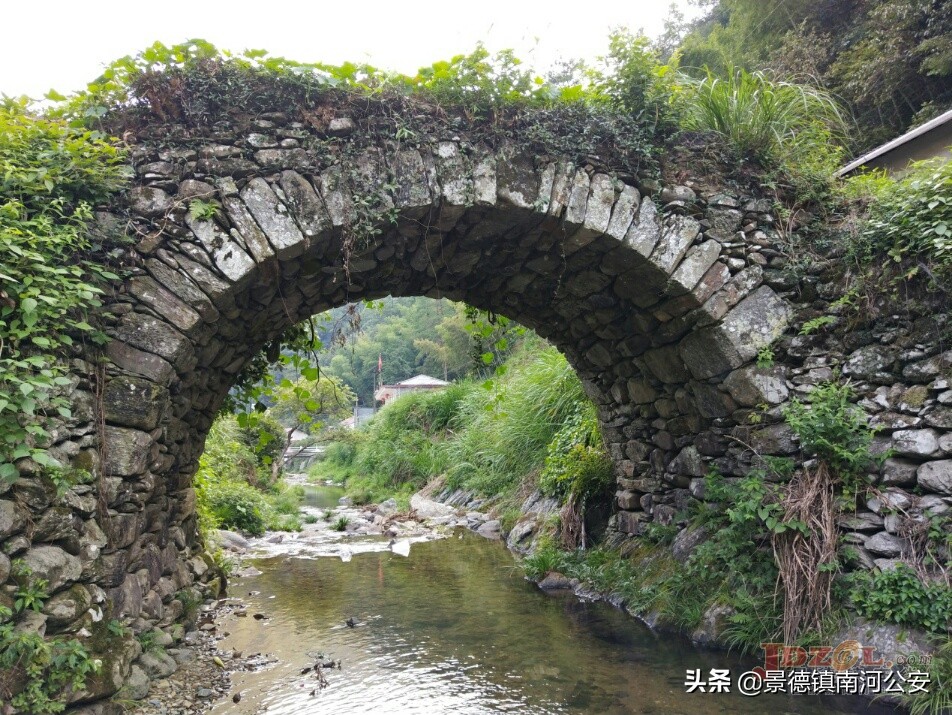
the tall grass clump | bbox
[681,66,848,163]
[444,348,590,495]
[348,383,469,499]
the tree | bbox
[267,374,355,477]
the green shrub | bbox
[539,406,611,502]
[522,540,567,580]
[782,382,875,494]
[0,102,126,485]
[849,565,952,634]
[680,66,847,166]
[858,156,952,280]
[201,480,268,536]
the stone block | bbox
[680,286,792,380]
[103,376,168,431]
[240,177,307,258]
[917,460,952,495]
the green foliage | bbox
[269,374,355,433]
[755,345,775,369]
[849,564,952,634]
[782,382,875,482]
[14,578,48,613]
[408,45,548,116]
[522,541,567,580]
[331,516,350,532]
[588,29,684,133]
[187,198,218,221]
[857,157,952,282]
[678,65,847,194]
[194,415,305,536]
[674,0,952,152]
[539,406,612,502]
[0,589,100,713]
[903,638,952,715]
[798,315,836,335]
[0,101,126,484]
[200,479,268,536]
[319,298,521,406]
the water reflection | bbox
[212,490,896,715]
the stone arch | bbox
[67,104,795,619]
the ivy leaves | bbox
[0,104,126,484]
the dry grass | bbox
[772,462,840,643]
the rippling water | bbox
[211,489,895,715]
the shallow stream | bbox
[210,487,896,714]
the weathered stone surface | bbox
[917,460,952,495]
[185,213,256,285]
[616,510,648,534]
[72,632,139,704]
[616,490,641,510]
[843,345,896,379]
[681,286,792,380]
[623,197,661,256]
[111,312,192,370]
[328,117,355,136]
[747,424,798,454]
[127,276,201,334]
[649,216,700,274]
[23,546,82,592]
[864,532,906,557]
[279,170,332,239]
[103,426,152,477]
[476,520,502,540]
[409,493,456,519]
[670,240,721,294]
[723,365,788,406]
[103,376,168,431]
[669,445,705,477]
[240,177,307,258]
[892,429,940,458]
[660,185,696,204]
[902,350,952,380]
[605,185,640,240]
[537,571,577,590]
[43,584,92,629]
[880,458,919,487]
[128,187,172,218]
[0,499,25,539]
[837,512,884,532]
[124,665,151,700]
[137,650,178,679]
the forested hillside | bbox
[669,0,952,152]
[314,298,523,405]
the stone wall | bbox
[2,94,949,708]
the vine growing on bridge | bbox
[0,100,127,484]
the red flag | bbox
[377,354,383,374]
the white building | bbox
[373,374,450,405]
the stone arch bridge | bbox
[19,99,799,635]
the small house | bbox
[373,374,450,405]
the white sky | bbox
[2,0,698,98]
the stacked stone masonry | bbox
[2,100,950,708]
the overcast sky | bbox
[2,0,698,98]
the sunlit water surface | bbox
[211,488,895,715]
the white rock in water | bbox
[390,540,411,557]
